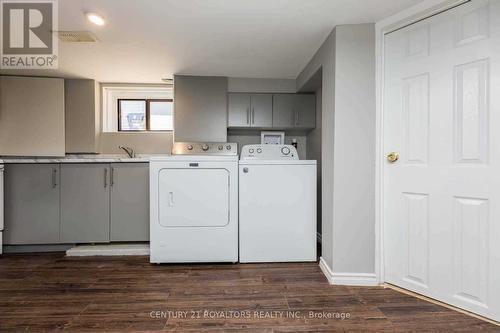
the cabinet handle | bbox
[104,168,108,188]
[52,168,57,188]
[168,192,174,206]
[251,108,255,125]
[295,110,299,126]
[246,108,250,124]
[110,167,114,187]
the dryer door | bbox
[158,168,229,227]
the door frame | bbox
[374,0,469,284]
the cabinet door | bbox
[4,164,60,244]
[110,163,149,241]
[61,164,110,243]
[228,93,251,127]
[272,94,295,128]
[250,94,273,127]
[0,76,65,156]
[174,75,228,142]
[295,94,316,128]
[65,79,98,153]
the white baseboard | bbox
[319,257,379,286]
[66,243,150,256]
[319,257,335,284]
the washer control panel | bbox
[172,142,238,155]
[240,144,299,160]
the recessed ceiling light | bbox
[86,13,105,26]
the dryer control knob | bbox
[201,144,209,151]
[281,147,290,155]
[187,145,193,150]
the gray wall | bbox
[297,29,336,271]
[99,132,173,154]
[332,24,376,273]
[228,133,307,160]
[228,78,296,93]
[296,24,376,275]
[306,88,322,237]
[99,77,299,154]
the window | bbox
[101,84,173,133]
[118,99,173,131]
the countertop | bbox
[0,154,171,164]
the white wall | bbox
[297,24,376,278]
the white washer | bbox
[239,144,317,263]
[150,142,238,263]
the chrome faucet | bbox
[118,146,135,158]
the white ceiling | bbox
[0,0,422,83]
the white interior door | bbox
[158,168,229,227]
[384,0,500,321]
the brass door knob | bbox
[387,152,399,163]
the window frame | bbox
[117,98,173,132]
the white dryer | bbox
[150,142,238,263]
[239,144,317,263]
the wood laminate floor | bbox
[0,253,498,332]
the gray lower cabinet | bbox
[272,94,315,129]
[110,163,149,241]
[61,164,110,243]
[4,164,60,244]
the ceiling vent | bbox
[57,31,98,43]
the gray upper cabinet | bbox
[61,164,110,243]
[0,76,65,156]
[65,79,99,153]
[174,75,228,142]
[272,94,295,128]
[250,94,273,127]
[228,94,251,127]
[228,93,272,128]
[4,164,60,245]
[110,163,149,242]
[295,94,316,128]
[273,94,315,129]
